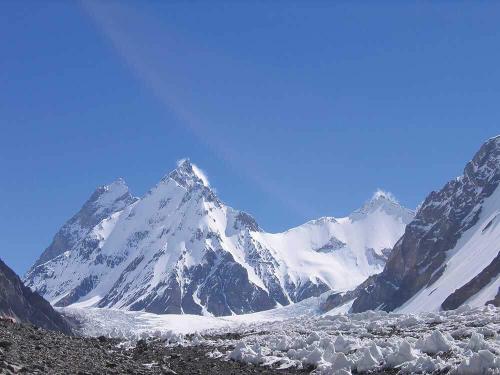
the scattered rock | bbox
[97,335,107,343]
[0,341,12,350]
[0,319,304,374]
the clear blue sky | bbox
[1,1,499,275]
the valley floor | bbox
[1,304,499,374]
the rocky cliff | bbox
[0,258,70,334]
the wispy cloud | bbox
[80,0,316,221]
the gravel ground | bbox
[0,319,307,374]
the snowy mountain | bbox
[324,135,500,314]
[31,178,137,269]
[0,258,71,333]
[25,160,413,317]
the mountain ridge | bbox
[25,161,413,317]
[30,178,138,271]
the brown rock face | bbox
[441,252,500,310]
[0,258,71,334]
[347,136,500,313]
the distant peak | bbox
[105,177,128,190]
[176,158,192,169]
[363,189,401,212]
[463,134,500,182]
[370,189,399,204]
[475,134,500,158]
[165,158,210,188]
[487,134,500,143]
[350,190,414,223]
[90,178,134,206]
[93,178,130,198]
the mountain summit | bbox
[164,159,210,189]
[25,162,413,317]
[350,189,414,222]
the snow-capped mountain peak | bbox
[371,189,399,204]
[163,159,210,189]
[350,189,414,222]
[26,165,413,317]
[92,178,134,215]
[103,177,128,192]
[27,178,137,270]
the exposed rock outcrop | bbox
[0,259,70,334]
[441,252,500,310]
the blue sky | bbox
[1,2,499,275]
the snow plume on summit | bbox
[176,158,210,186]
[372,189,398,203]
[25,162,413,317]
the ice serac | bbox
[346,135,500,313]
[25,160,413,317]
[0,258,71,334]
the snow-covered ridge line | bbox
[25,160,413,317]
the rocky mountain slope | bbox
[0,258,70,334]
[24,160,413,317]
[324,136,500,314]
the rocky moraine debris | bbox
[0,318,306,375]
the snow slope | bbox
[25,160,413,317]
[29,178,137,270]
[256,192,413,294]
